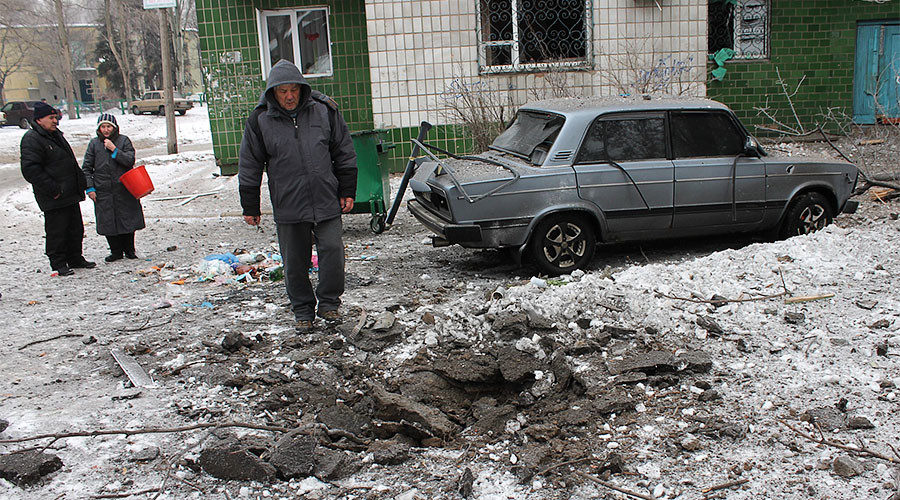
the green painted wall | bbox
[196,0,374,174]
[707,0,899,134]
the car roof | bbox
[519,96,731,118]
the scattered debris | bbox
[199,440,275,481]
[110,348,157,388]
[847,416,875,429]
[784,293,835,304]
[832,455,863,478]
[0,451,63,486]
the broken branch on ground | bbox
[780,420,898,463]
[578,472,658,500]
[18,333,83,350]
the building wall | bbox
[365,0,708,167]
[196,0,374,173]
[197,0,708,173]
[706,0,900,133]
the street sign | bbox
[143,0,176,9]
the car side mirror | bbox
[744,136,765,157]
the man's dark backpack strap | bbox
[247,106,268,161]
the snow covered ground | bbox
[0,105,897,500]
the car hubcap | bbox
[798,204,826,234]
[542,223,585,269]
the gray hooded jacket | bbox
[238,60,357,224]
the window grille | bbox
[477,0,592,73]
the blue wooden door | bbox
[853,22,900,124]
[879,25,900,122]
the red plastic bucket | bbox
[119,165,154,198]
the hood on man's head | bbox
[261,60,311,109]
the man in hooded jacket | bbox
[20,101,95,276]
[239,60,357,332]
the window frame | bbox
[708,0,771,61]
[476,0,593,74]
[256,6,334,79]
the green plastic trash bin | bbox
[350,130,394,233]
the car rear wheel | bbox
[132,106,140,115]
[530,213,595,275]
[177,110,186,116]
[18,118,30,129]
[779,192,833,238]
[158,106,166,116]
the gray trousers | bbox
[276,216,345,321]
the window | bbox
[708,0,769,60]
[258,8,332,78]
[577,116,666,163]
[671,112,744,158]
[492,111,564,159]
[477,0,591,73]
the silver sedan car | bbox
[407,97,859,274]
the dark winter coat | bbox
[238,60,357,224]
[82,132,145,235]
[20,124,86,212]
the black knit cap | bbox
[33,102,56,121]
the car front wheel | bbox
[177,110,186,116]
[132,106,140,115]
[158,106,166,116]
[779,192,833,238]
[530,213,596,275]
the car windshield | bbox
[491,111,564,160]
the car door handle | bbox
[785,165,794,174]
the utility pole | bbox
[158,7,177,154]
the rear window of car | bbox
[578,114,667,163]
[671,111,744,157]
[491,111,564,159]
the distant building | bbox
[1,24,107,106]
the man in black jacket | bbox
[20,102,95,276]
[239,60,357,332]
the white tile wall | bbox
[365,0,707,129]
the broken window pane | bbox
[671,112,744,158]
[493,111,564,158]
[519,0,587,63]
[707,0,769,60]
[260,8,333,78]
[297,9,331,75]
[266,14,294,68]
[479,0,588,72]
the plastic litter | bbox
[204,253,239,265]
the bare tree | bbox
[0,0,33,103]
[100,0,134,101]
[598,40,702,97]
[51,0,77,118]
[441,76,515,152]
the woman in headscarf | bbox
[83,113,145,262]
